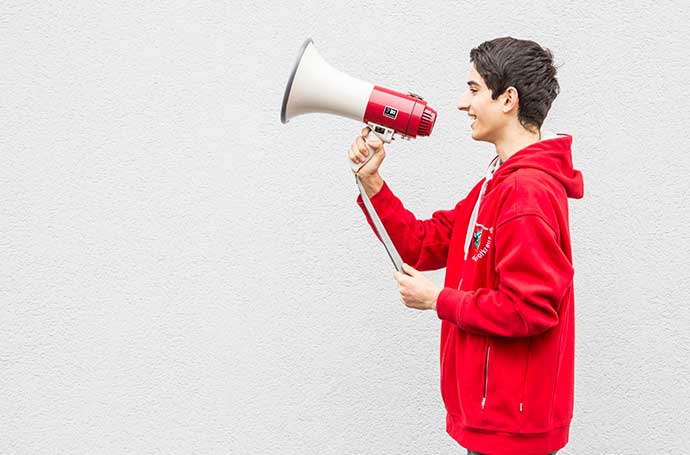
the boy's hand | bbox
[348,126,386,180]
[393,263,442,311]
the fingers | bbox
[348,136,372,164]
[393,271,409,287]
[348,142,361,164]
[349,142,367,164]
[356,136,371,159]
[401,263,418,276]
[394,272,413,307]
[348,128,385,168]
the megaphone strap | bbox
[355,174,404,273]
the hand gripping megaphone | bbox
[280,38,437,273]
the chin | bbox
[471,126,495,144]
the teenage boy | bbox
[349,37,584,455]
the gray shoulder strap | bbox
[355,174,404,272]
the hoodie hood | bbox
[490,133,584,199]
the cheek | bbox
[471,102,483,117]
[477,105,493,123]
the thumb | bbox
[367,138,382,150]
[401,262,419,276]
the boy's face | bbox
[457,64,508,144]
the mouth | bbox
[468,114,477,127]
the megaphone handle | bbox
[351,128,391,174]
[353,130,405,274]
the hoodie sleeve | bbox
[357,180,461,271]
[435,212,574,337]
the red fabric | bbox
[356,135,584,455]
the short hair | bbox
[470,37,560,132]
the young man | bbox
[349,37,583,455]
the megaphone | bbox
[280,38,438,273]
[282,38,436,141]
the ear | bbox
[501,86,519,113]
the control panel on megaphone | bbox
[281,38,437,273]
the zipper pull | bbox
[519,402,523,413]
[481,397,486,409]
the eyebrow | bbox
[467,81,481,87]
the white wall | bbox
[2,1,689,453]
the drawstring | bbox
[457,156,502,290]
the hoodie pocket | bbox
[477,337,530,431]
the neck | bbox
[493,124,542,163]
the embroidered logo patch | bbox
[473,228,483,249]
[471,223,494,262]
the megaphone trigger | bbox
[367,122,395,142]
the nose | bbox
[457,92,471,112]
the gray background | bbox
[2,1,689,453]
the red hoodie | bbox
[356,134,584,455]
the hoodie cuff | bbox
[356,180,396,220]
[436,287,465,325]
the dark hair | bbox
[470,37,560,132]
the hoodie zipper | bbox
[518,340,531,420]
[481,343,490,409]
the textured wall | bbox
[2,1,689,453]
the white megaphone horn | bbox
[281,38,437,273]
